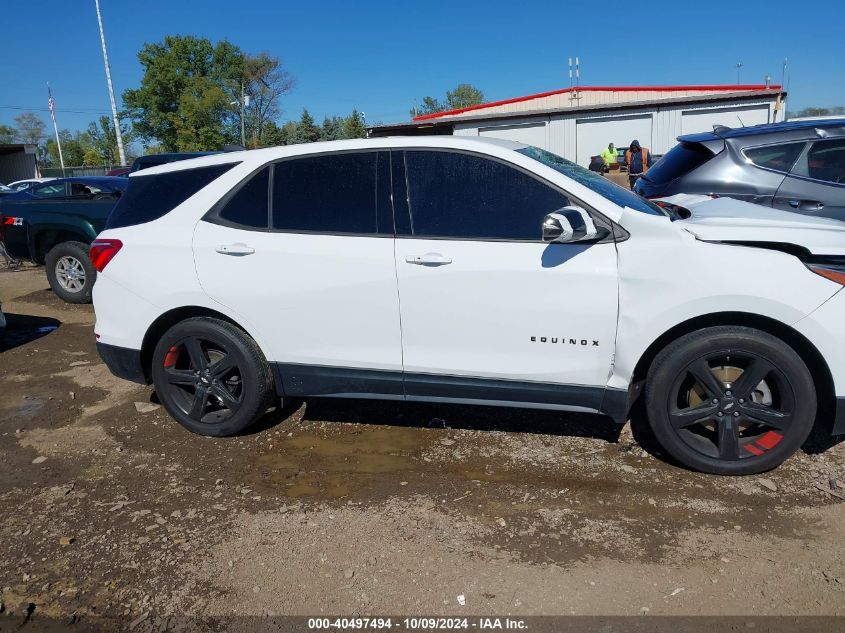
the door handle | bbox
[788,200,825,211]
[405,252,452,266]
[215,243,255,256]
[788,199,800,208]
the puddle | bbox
[0,396,45,422]
[252,426,429,498]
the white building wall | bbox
[452,98,779,167]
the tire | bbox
[44,241,96,304]
[150,317,275,437]
[645,326,816,475]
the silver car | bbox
[634,119,845,220]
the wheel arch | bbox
[139,306,259,383]
[34,229,91,263]
[628,311,836,431]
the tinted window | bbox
[744,142,804,173]
[217,167,269,228]
[805,139,845,184]
[642,142,714,185]
[272,152,381,234]
[405,150,570,240]
[518,146,665,216]
[106,163,237,230]
[70,182,105,196]
[32,182,66,197]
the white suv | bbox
[91,137,845,475]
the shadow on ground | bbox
[0,313,61,352]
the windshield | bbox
[517,146,666,216]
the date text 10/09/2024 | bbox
[307,618,529,630]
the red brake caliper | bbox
[163,345,180,368]
[744,431,783,456]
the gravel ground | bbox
[2,265,845,631]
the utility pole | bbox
[735,62,744,85]
[94,0,126,166]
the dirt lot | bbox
[2,265,845,630]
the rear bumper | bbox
[96,341,148,385]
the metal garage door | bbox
[478,122,547,149]
[576,114,653,166]
[681,105,770,135]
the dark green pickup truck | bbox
[0,177,127,303]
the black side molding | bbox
[96,341,149,385]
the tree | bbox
[320,116,344,141]
[0,124,15,143]
[411,96,445,118]
[46,129,88,167]
[123,35,244,151]
[446,84,485,110]
[14,112,46,145]
[241,52,295,148]
[87,116,134,164]
[293,109,320,144]
[342,110,366,139]
[82,149,102,166]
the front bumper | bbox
[96,341,148,385]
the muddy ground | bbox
[2,265,845,631]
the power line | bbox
[0,104,112,115]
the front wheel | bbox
[645,326,816,475]
[151,317,275,436]
[45,241,96,304]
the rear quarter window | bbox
[743,142,805,174]
[106,163,237,230]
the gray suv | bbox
[633,119,845,220]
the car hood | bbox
[672,196,845,255]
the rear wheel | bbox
[151,317,275,436]
[645,326,816,475]
[45,241,96,304]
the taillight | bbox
[89,239,123,272]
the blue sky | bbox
[1,0,842,136]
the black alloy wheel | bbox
[151,317,275,436]
[646,326,816,475]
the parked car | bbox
[0,176,126,303]
[633,119,845,220]
[129,152,217,173]
[92,137,845,475]
[6,177,57,192]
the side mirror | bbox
[542,206,608,243]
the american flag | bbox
[47,86,56,122]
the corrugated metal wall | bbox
[453,98,778,166]
[0,148,38,183]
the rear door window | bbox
[404,149,571,241]
[743,142,805,173]
[799,139,845,184]
[643,142,714,185]
[271,151,389,234]
[106,163,237,230]
[31,182,66,198]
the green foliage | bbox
[786,105,845,119]
[293,110,320,144]
[0,124,15,143]
[123,35,244,151]
[242,52,295,148]
[87,116,134,164]
[14,112,46,145]
[411,85,485,118]
[342,110,366,139]
[46,129,89,167]
[446,84,485,110]
[82,149,102,166]
[320,116,345,141]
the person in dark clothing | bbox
[625,139,654,189]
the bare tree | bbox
[243,53,295,148]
